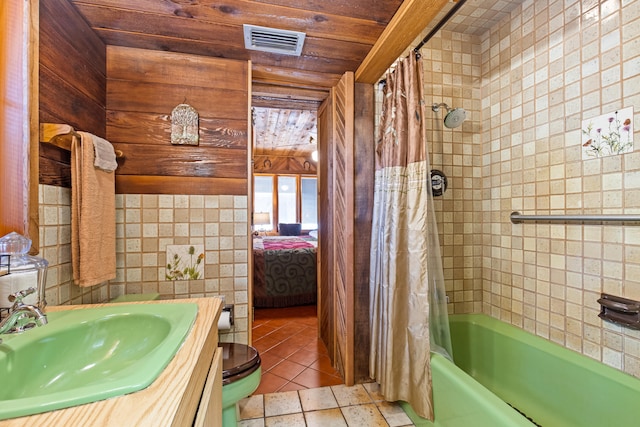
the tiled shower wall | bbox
[410,0,640,377]
[38,185,249,343]
[374,24,484,315]
[480,0,640,376]
[420,31,484,314]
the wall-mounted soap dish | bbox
[597,293,640,330]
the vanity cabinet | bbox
[195,346,223,426]
[0,298,222,426]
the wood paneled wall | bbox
[352,82,374,383]
[252,154,316,175]
[318,79,374,385]
[107,46,249,195]
[39,0,107,188]
[332,72,355,385]
[318,96,335,365]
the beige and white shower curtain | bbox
[369,53,434,420]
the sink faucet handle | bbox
[8,287,36,305]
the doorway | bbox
[250,105,339,393]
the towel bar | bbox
[40,123,124,158]
[510,211,640,224]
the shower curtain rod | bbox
[413,0,468,54]
[378,0,468,86]
[510,211,640,224]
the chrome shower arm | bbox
[431,103,450,113]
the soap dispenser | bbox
[0,232,48,311]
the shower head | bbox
[431,102,467,128]
[443,108,466,128]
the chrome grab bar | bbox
[510,211,640,224]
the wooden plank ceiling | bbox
[67,0,413,154]
[253,107,316,157]
[71,0,514,155]
[69,0,405,103]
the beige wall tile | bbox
[39,185,249,343]
[476,0,640,378]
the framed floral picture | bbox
[165,244,204,280]
[582,107,634,159]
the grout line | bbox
[240,385,415,426]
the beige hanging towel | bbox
[71,132,117,286]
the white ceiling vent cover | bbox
[243,24,306,56]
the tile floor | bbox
[244,305,415,426]
[251,305,343,394]
[238,383,415,426]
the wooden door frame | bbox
[317,74,375,385]
[0,0,39,252]
[248,78,375,385]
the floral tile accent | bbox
[165,244,204,280]
[582,107,634,159]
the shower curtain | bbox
[369,53,452,420]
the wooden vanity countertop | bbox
[0,297,222,427]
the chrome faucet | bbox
[0,287,48,340]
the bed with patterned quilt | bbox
[252,236,317,308]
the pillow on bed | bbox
[279,223,301,236]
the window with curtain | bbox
[277,176,297,224]
[301,177,318,230]
[254,175,274,231]
[253,174,318,232]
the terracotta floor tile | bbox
[279,323,308,335]
[267,329,299,342]
[298,317,318,327]
[269,359,307,381]
[253,323,278,336]
[260,317,290,328]
[259,351,285,372]
[286,331,317,347]
[291,368,344,389]
[304,338,330,354]
[287,348,321,367]
[249,305,413,425]
[267,341,301,359]
[254,372,289,395]
[252,305,343,394]
[253,335,282,353]
[309,354,340,376]
[277,381,308,393]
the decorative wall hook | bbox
[171,103,199,145]
[263,159,271,168]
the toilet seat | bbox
[221,342,261,385]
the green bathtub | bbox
[403,313,640,427]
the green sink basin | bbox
[0,302,198,420]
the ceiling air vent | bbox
[243,24,306,56]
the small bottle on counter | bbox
[0,232,48,310]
